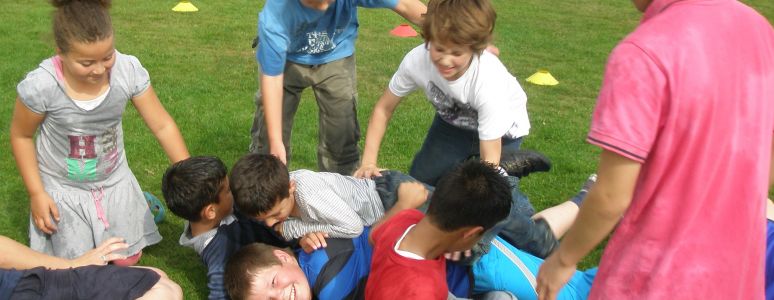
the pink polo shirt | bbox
[586,0,774,298]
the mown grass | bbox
[0,1,771,298]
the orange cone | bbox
[390,24,418,37]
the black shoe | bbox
[499,149,551,177]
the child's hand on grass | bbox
[397,181,429,209]
[300,231,329,253]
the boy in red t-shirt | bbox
[365,160,512,300]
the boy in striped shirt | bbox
[229,152,563,259]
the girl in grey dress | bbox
[9,0,189,264]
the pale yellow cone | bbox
[172,1,198,12]
[526,69,559,86]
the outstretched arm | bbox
[392,0,426,26]
[0,236,129,270]
[536,150,641,300]
[260,74,288,164]
[353,89,403,178]
[133,85,189,163]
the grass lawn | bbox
[1,0,772,298]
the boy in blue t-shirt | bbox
[251,0,426,175]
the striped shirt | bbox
[281,170,384,240]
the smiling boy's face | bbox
[245,250,312,300]
[428,40,474,81]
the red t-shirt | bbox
[365,210,448,300]
[587,0,774,299]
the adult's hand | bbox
[71,237,129,267]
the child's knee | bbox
[112,250,142,266]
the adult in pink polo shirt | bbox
[536,0,774,299]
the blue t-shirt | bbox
[766,220,774,300]
[256,0,398,76]
[299,227,373,300]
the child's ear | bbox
[201,204,217,221]
[462,226,484,240]
[288,180,296,194]
[273,249,297,265]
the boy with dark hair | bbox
[365,160,511,299]
[230,153,386,245]
[425,160,512,231]
[161,156,288,299]
[162,156,229,223]
[230,152,558,258]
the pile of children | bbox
[5,0,773,299]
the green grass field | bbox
[1,1,772,298]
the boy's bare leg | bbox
[532,174,596,238]
[532,201,580,239]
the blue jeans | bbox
[373,170,432,213]
[373,171,556,263]
[409,114,523,186]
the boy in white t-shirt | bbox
[353,0,532,186]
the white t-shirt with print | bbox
[388,44,530,140]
